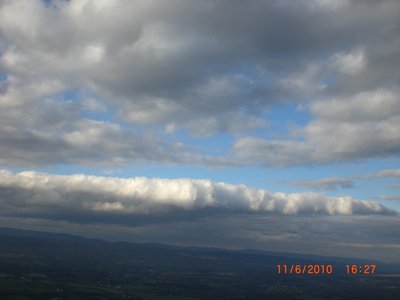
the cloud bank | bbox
[0,170,394,224]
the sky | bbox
[0,0,399,262]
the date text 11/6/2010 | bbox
[275,264,376,275]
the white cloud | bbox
[305,88,400,160]
[280,63,326,94]
[232,87,400,166]
[310,89,399,122]
[0,170,394,218]
[366,169,400,178]
[379,195,400,201]
[121,96,186,125]
[277,0,350,12]
[311,0,350,11]
[232,137,313,166]
[289,177,354,191]
[81,97,107,112]
[83,44,105,64]
[375,169,400,178]
[62,120,121,149]
[331,48,366,75]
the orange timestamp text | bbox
[275,263,377,275]
[276,264,333,275]
[345,264,376,275]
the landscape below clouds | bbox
[0,0,399,266]
[0,170,399,262]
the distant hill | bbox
[0,226,374,262]
[0,227,399,299]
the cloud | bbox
[379,195,400,202]
[289,177,354,191]
[0,170,395,225]
[305,89,400,159]
[363,169,400,191]
[310,89,399,122]
[330,48,366,75]
[0,0,399,168]
[0,0,399,265]
[232,87,400,166]
[232,137,313,166]
[366,169,400,178]
[0,110,197,167]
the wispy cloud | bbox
[289,177,354,191]
[379,195,400,202]
[365,169,400,179]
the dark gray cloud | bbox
[0,110,197,167]
[0,0,399,167]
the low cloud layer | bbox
[1,211,399,262]
[0,170,394,224]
